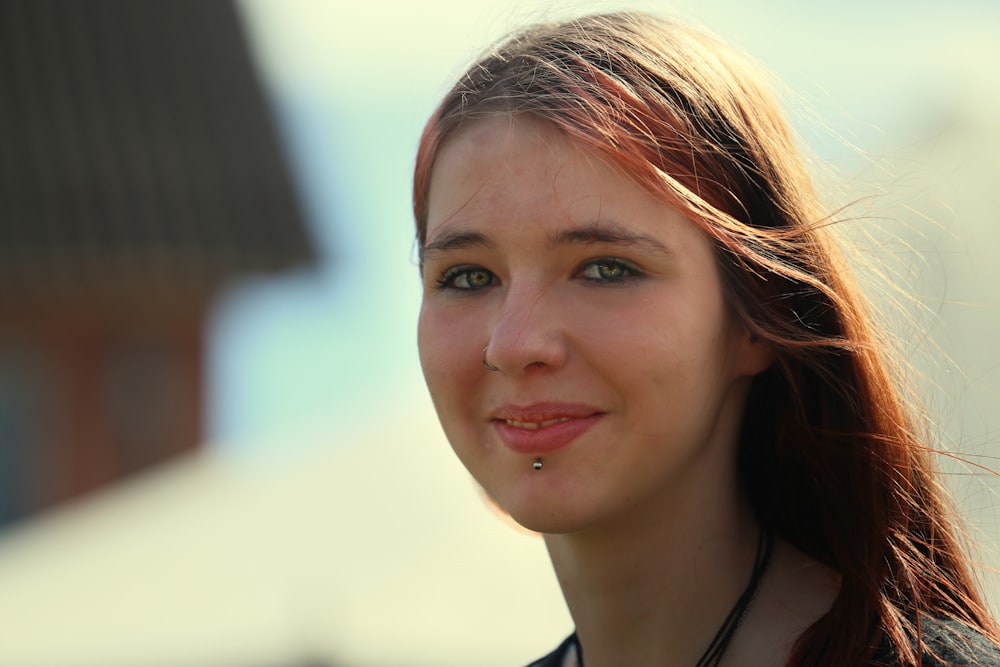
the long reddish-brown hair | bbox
[412,12,997,665]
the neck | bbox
[544,478,760,667]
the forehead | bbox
[422,114,714,266]
[432,114,575,185]
[426,115,624,231]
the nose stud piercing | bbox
[533,459,543,471]
[482,346,500,372]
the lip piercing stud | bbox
[533,459,543,471]
[482,347,500,372]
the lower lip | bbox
[493,414,603,455]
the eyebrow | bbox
[421,230,495,258]
[421,220,674,259]
[550,222,674,256]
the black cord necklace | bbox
[573,527,773,667]
[694,527,773,666]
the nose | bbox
[484,286,568,376]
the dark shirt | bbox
[877,617,1000,666]
[527,618,1000,666]
[526,634,577,667]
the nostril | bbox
[482,347,501,372]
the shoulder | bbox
[917,616,1000,666]
[525,634,578,667]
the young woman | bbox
[413,11,1000,666]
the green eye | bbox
[596,261,625,280]
[437,266,497,291]
[459,269,493,288]
[579,258,636,283]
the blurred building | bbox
[0,0,314,527]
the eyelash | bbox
[434,257,642,292]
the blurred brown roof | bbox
[0,0,314,294]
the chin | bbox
[509,514,573,535]
[480,471,603,535]
[503,499,604,536]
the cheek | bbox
[416,307,449,391]
[415,305,436,373]
[417,306,492,468]
[417,305,480,406]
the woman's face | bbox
[417,115,771,534]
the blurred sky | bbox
[214,0,1000,459]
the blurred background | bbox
[0,0,997,665]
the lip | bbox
[491,402,604,455]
